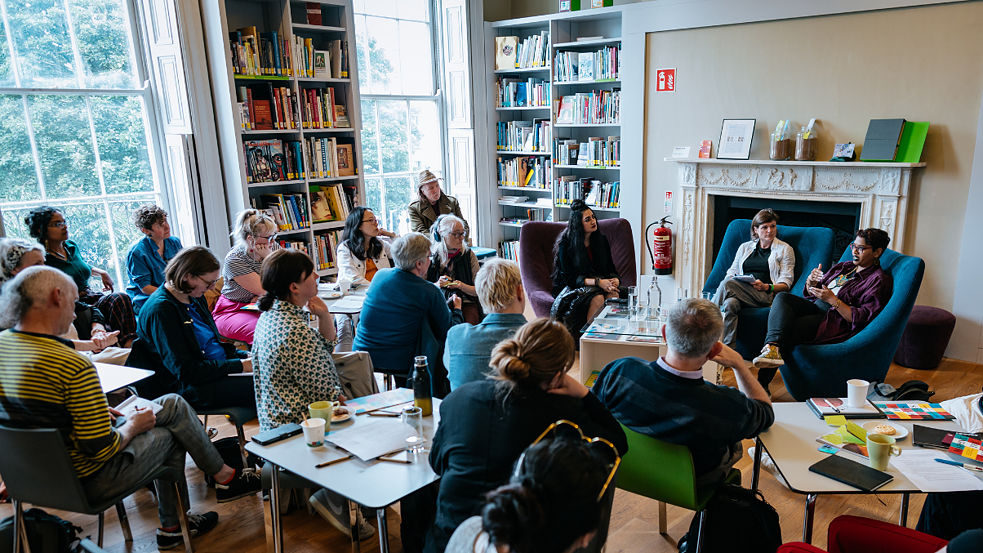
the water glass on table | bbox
[401,406,426,454]
[636,292,650,322]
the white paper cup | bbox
[846,379,869,408]
[338,278,351,297]
[302,418,326,447]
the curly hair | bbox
[24,206,62,244]
[132,204,169,232]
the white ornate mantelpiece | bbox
[665,158,927,298]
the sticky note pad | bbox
[835,426,865,445]
[821,433,843,445]
[825,415,847,427]
[846,421,868,441]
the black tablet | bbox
[808,454,893,492]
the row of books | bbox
[553,46,621,82]
[496,77,550,108]
[312,231,341,270]
[515,32,550,69]
[238,84,299,130]
[497,156,551,188]
[555,90,621,125]
[305,39,349,80]
[500,240,520,262]
[553,137,621,167]
[310,183,352,223]
[252,194,310,231]
[230,27,291,77]
[300,86,350,128]
[243,139,303,183]
[272,239,314,261]
[496,119,551,152]
[304,136,357,179]
[554,177,621,209]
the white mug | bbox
[846,379,869,409]
[338,278,351,297]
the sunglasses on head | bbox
[514,419,621,502]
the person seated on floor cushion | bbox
[711,208,795,349]
[133,246,255,411]
[125,204,184,316]
[593,298,773,486]
[0,266,260,550]
[752,228,893,393]
[426,215,483,325]
[443,258,526,391]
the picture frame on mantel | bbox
[717,119,756,160]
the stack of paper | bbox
[326,420,412,461]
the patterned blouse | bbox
[252,299,341,432]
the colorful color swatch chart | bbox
[872,403,955,420]
[949,434,983,462]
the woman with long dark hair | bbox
[550,200,621,337]
[334,206,395,351]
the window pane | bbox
[0,18,15,87]
[92,95,154,194]
[0,95,40,202]
[377,100,408,173]
[62,202,115,291]
[110,197,156,286]
[69,0,138,89]
[6,0,79,88]
[354,15,371,91]
[360,99,380,175]
[27,95,100,198]
[383,176,412,235]
[409,100,440,173]
[365,176,382,224]
[358,0,396,17]
[397,0,429,22]
[363,16,401,94]
[397,21,432,95]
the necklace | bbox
[833,267,859,288]
[46,246,67,260]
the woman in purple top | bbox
[752,228,893,393]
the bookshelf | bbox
[485,9,624,261]
[208,0,366,277]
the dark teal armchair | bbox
[780,247,924,400]
[702,220,835,360]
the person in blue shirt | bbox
[353,233,463,394]
[444,258,527,391]
[129,246,254,411]
[125,204,183,315]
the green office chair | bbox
[615,424,740,553]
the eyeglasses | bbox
[449,231,466,238]
[361,218,378,225]
[48,221,68,229]
[514,419,621,502]
[196,275,219,288]
[256,234,277,244]
[849,243,871,253]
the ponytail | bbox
[257,291,277,312]
[481,484,544,553]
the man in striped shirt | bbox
[0,266,259,550]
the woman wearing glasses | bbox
[25,206,138,347]
[427,215,482,324]
[131,246,254,410]
[446,430,616,553]
[428,318,627,552]
[753,228,894,392]
[212,209,278,344]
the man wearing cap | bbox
[408,169,470,236]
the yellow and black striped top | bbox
[0,330,121,478]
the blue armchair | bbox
[779,247,924,400]
[702,220,835,360]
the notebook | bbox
[807,398,885,419]
[809,454,893,492]
[911,424,983,451]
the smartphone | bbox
[252,423,303,446]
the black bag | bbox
[679,485,782,553]
[0,508,82,553]
[202,436,259,486]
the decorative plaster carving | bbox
[681,163,696,185]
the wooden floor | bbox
[2,356,981,552]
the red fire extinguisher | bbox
[645,216,673,275]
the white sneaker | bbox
[749,446,788,488]
[310,489,375,539]
[752,344,785,368]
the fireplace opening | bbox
[710,195,862,264]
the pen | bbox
[316,454,354,468]
[935,458,983,472]
[376,456,412,465]
[823,398,841,414]
[368,411,399,417]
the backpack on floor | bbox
[680,484,782,553]
[0,508,82,553]
[202,436,260,486]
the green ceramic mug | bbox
[867,433,901,471]
[309,401,339,433]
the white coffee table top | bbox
[760,402,981,494]
[94,362,154,394]
[246,399,441,508]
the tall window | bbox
[354,0,443,235]
[0,0,163,290]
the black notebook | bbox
[809,454,893,492]
[912,424,983,451]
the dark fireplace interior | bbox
[711,196,862,264]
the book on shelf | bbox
[230,28,292,77]
[497,119,551,152]
[555,136,620,167]
[333,104,350,127]
[313,51,329,78]
[554,177,620,209]
[554,45,620,82]
[499,196,529,203]
[577,53,594,81]
[306,2,322,25]
[300,86,347,128]
[252,193,309,231]
[496,77,550,108]
[497,156,551,188]
[313,230,341,269]
[555,90,620,125]
[310,187,334,223]
[500,239,520,262]
[252,100,273,130]
[556,96,575,124]
[495,36,518,70]
[238,84,299,130]
[515,31,549,69]
[273,238,313,261]
[336,144,356,176]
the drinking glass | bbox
[702,292,714,302]
[636,292,649,322]
[401,406,427,453]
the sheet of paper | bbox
[116,395,163,415]
[671,146,691,158]
[333,296,365,309]
[325,419,413,461]
[890,450,983,492]
[825,415,847,427]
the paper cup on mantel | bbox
[302,418,326,447]
[846,379,869,409]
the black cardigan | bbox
[428,380,628,551]
[553,232,620,296]
[130,287,247,406]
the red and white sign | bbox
[656,68,676,92]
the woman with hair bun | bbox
[428,318,626,552]
[446,437,610,553]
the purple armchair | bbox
[519,219,638,318]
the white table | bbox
[245,399,441,553]
[319,283,369,315]
[753,402,980,543]
[94,362,154,394]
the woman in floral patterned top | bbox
[252,249,343,432]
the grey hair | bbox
[0,238,43,287]
[664,298,723,358]
[430,215,469,269]
[230,208,277,246]
[391,233,433,271]
[0,266,75,328]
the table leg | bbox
[270,465,283,553]
[802,494,818,544]
[377,508,389,553]
[751,437,762,493]
[349,500,361,553]
[899,492,910,526]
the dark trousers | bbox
[403,481,438,553]
[916,491,983,541]
[763,292,826,350]
[191,375,257,410]
[82,292,138,344]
